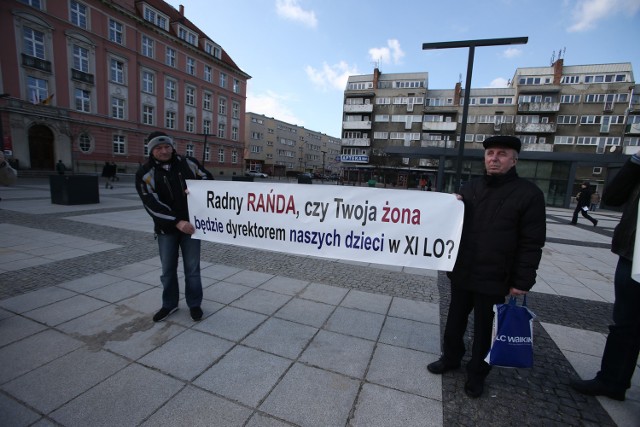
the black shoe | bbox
[464,375,485,398]
[570,378,625,401]
[593,220,598,227]
[427,359,461,375]
[190,307,203,321]
[152,307,178,322]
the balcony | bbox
[421,140,455,149]
[522,143,553,152]
[517,102,560,113]
[22,53,52,73]
[343,104,373,113]
[342,121,371,130]
[515,123,557,133]
[71,68,95,85]
[341,138,370,147]
[422,122,457,132]
[626,123,640,135]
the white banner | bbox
[187,181,464,271]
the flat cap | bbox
[483,135,521,153]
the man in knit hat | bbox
[136,131,212,322]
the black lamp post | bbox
[422,37,528,191]
[198,133,211,165]
[321,150,326,181]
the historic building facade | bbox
[0,0,250,176]
[341,60,639,207]
[244,112,341,178]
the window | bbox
[165,79,176,100]
[142,71,154,93]
[580,115,601,125]
[165,111,176,129]
[74,88,90,112]
[185,86,195,106]
[109,19,123,45]
[232,126,239,141]
[204,65,212,82]
[218,148,225,163]
[558,115,578,124]
[141,35,154,58]
[186,57,195,75]
[232,102,239,119]
[19,0,43,8]
[204,145,211,162]
[218,97,226,115]
[554,136,574,145]
[165,47,176,67]
[203,119,211,134]
[111,97,125,119]
[232,150,238,164]
[23,27,45,59]
[233,79,240,93]
[110,58,124,84]
[218,122,226,138]
[560,94,581,103]
[112,134,125,154]
[178,26,197,45]
[143,5,168,30]
[518,77,541,85]
[219,72,227,88]
[203,92,212,110]
[185,115,195,133]
[70,1,88,29]
[27,76,48,103]
[78,132,92,153]
[142,105,154,125]
[72,45,89,72]
[186,144,194,157]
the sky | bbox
[164,0,640,138]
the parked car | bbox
[245,170,268,178]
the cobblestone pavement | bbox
[0,177,638,426]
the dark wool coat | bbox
[576,185,593,209]
[447,167,547,296]
[135,153,210,235]
[602,156,640,261]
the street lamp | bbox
[321,150,326,181]
[198,133,212,165]
[422,37,528,191]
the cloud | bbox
[568,0,640,32]
[246,89,304,126]
[305,61,359,91]
[275,0,318,28]
[368,39,405,65]
[502,47,523,58]
[488,77,510,88]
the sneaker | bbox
[593,219,598,227]
[152,307,178,322]
[570,378,625,401]
[190,307,203,321]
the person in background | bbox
[0,151,17,201]
[571,182,598,226]
[570,150,640,401]
[56,160,66,175]
[136,131,211,322]
[101,161,113,189]
[590,190,601,212]
[426,135,546,398]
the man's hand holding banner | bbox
[187,181,464,271]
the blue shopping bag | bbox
[484,295,536,368]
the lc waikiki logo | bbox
[495,334,532,344]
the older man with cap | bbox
[136,131,212,322]
[427,135,546,398]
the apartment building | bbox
[245,112,341,177]
[341,60,639,207]
[0,0,250,176]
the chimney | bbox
[454,82,462,106]
[179,5,184,16]
[552,58,563,85]
[373,67,381,90]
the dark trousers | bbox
[442,286,505,376]
[572,205,597,225]
[596,257,640,391]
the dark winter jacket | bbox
[576,186,593,209]
[447,167,547,296]
[135,153,210,234]
[602,155,640,261]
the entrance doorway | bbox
[28,125,55,170]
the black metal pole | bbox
[201,133,208,165]
[455,45,475,191]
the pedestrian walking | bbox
[426,135,546,398]
[101,161,113,189]
[571,182,598,226]
[56,160,66,175]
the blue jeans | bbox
[596,257,640,390]
[157,232,202,309]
